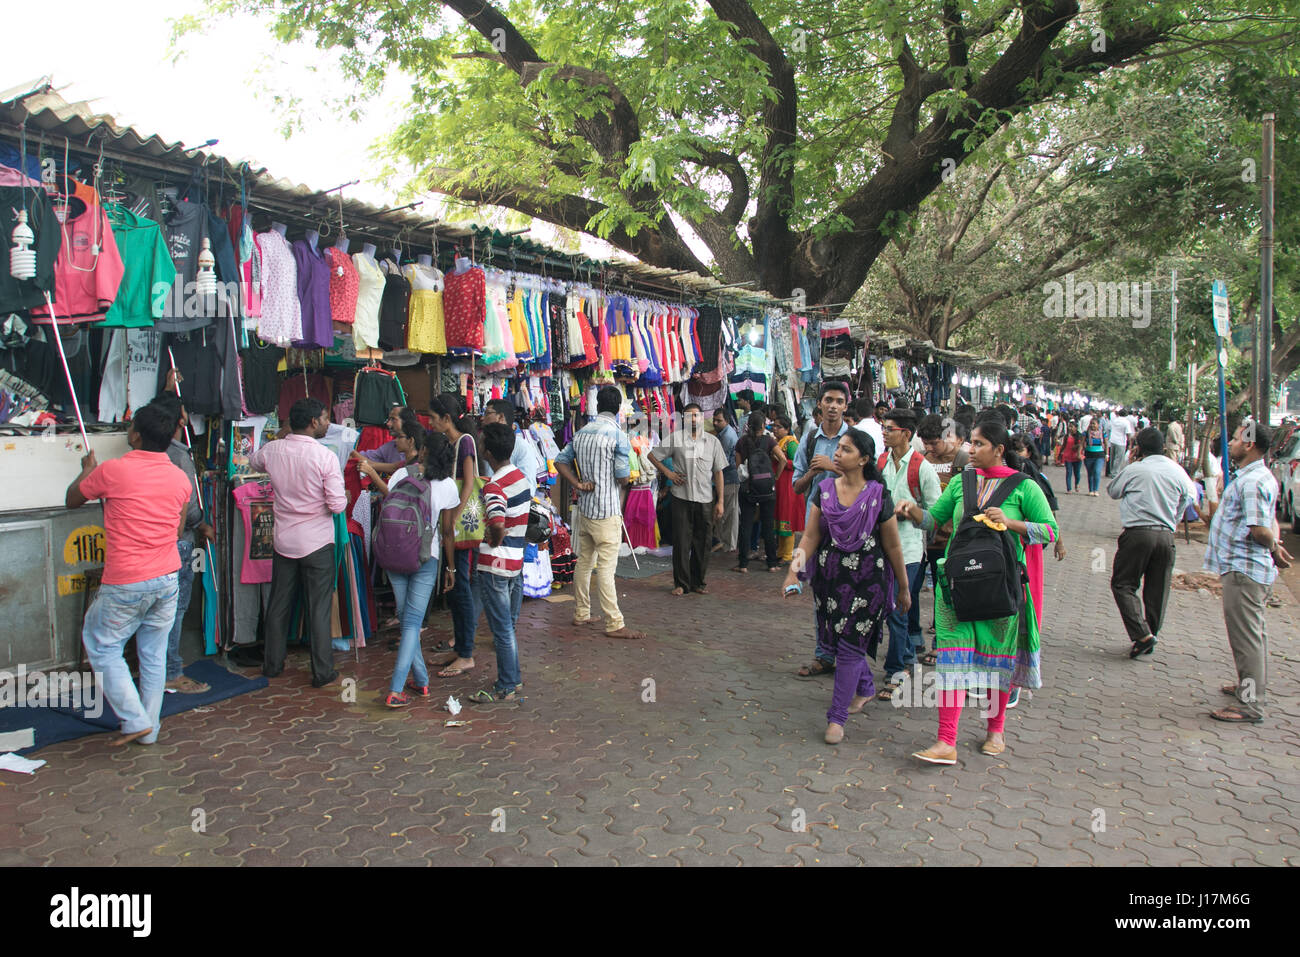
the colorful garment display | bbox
[403,261,446,354]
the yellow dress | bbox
[509,285,532,358]
[402,263,447,354]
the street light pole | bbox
[1170,268,1177,372]
[1260,112,1275,424]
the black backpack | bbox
[944,471,1027,622]
[743,439,776,500]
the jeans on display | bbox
[166,540,197,681]
[81,572,178,744]
[388,556,440,693]
[884,562,924,677]
[1065,460,1082,491]
[450,547,477,658]
[472,571,523,692]
[1085,456,1104,492]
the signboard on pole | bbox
[1212,280,1230,338]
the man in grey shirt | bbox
[1107,426,1197,657]
[651,404,726,595]
[151,392,213,694]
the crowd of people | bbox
[67,379,1290,758]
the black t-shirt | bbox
[735,433,776,466]
[240,337,285,415]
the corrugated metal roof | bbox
[0,80,787,306]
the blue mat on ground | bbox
[0,659,268,755]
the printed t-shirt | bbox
[78,450,192,585]
[232,482,276,583]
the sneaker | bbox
[384,691,410,708]
[1006,687,1021,709]
[405,681,431,698]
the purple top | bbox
[292,240,334,348]
[367,439,405,464]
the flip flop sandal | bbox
[1210,708,1262,724]
[796,660,835,678]
[920,651,940,667]
[438,664,475,678]
[1221,684,1239,696]
[876,682,902,701]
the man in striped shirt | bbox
[469,423,531,703]
[554,385,647,638]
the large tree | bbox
[202,0,1297,313]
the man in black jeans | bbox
[250,398,348,687]
[651,404,727,595]
[735,412,784,572]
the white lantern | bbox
[9,209,35,280]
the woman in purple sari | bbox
[784,429,911,744]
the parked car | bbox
[1270,431,1300,523]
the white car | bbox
[1271,431,1300,526]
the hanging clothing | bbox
[95,206,175,328]
[292,239,334,348]
[0,175,61,313]
[443,264,486,352]
[354,368,404,426]
[324,245,359,326]
[239,337,285,415]
[255,230,303,346]
[151,199,214,333]
[29,183,125,324]
[232,481,276,584]
[377,259,411,352]
[402,262,447,354]
[351,250,384,349]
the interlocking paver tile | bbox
[3,470,1295,866]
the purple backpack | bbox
[373,475,433,574]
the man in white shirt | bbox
[852,397,885,461]
[1108,409,1134,477]
[877,408,942,697]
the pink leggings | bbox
[937,689,1012,746]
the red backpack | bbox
[879,451,924,503]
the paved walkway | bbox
[3,465,1297,866]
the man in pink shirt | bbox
[66,402,192,746]
[250,398,348,687]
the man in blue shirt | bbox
[481,399,542,498]
[792,381,851,677]
[1201,421,1292,723]
[554,386,645,639]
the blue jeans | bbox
[472,571,522,692]
[450,548,476,657]
[1064,460,1082,491]
[82,573,178,743]
[166,541,197,681]
[388,557,440,693]
[884,562,924,678]
[1085,456,1104,492]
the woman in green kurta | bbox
[896,417,1058,765]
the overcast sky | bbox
[3,0,706,265]
[3,0,407,206]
